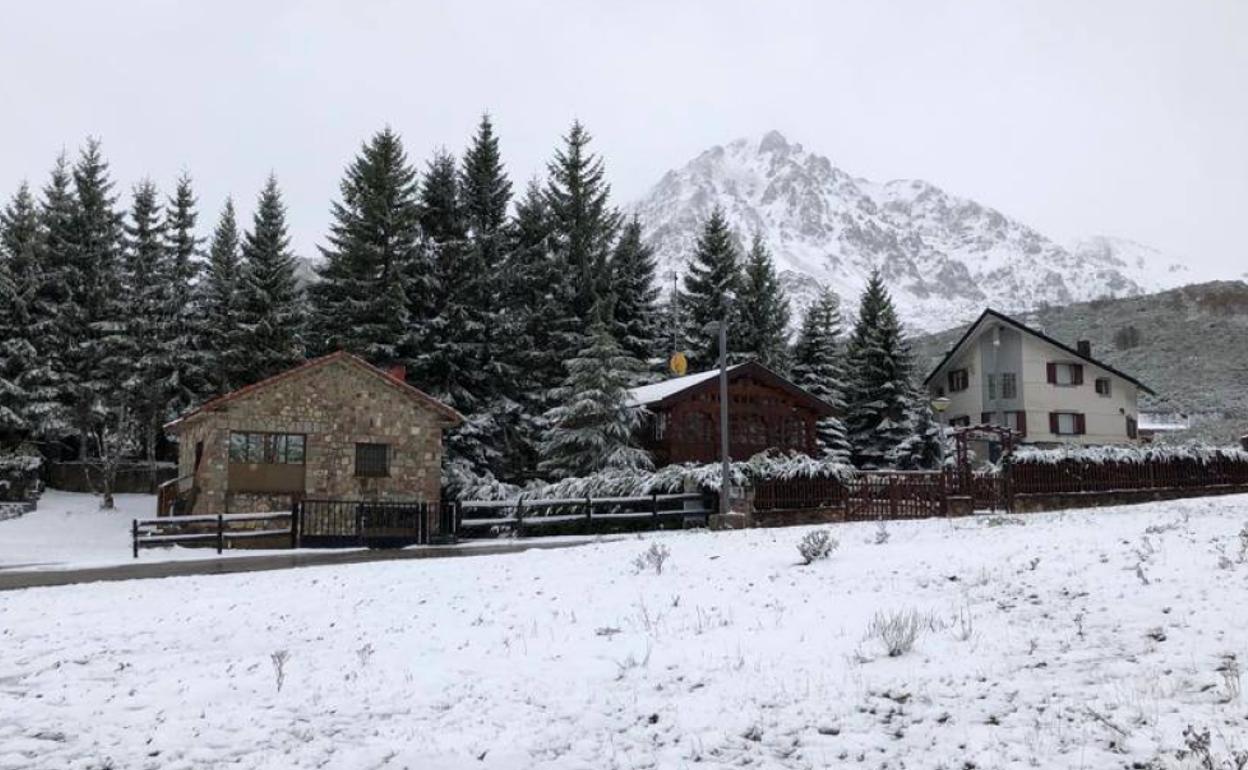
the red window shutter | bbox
[1075,413,1086,435]
[947,371,955,390]
[1049,412,1059,434]
[1072,365,1084,385]
[1046,363,1057,384]
[1017,411,1027,437]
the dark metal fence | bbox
[298,499,450,547]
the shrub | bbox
[866,609,925,657]
[797,530,838,564]
[633,542,671,575]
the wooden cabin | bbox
[626,361,837,465]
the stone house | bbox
[163,352,462,515]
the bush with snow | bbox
[865,609,927,657]
[797,530,837,564]
[1010,443,1248,466]
[633,542,671,575]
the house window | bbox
[948,369,969,392]
[1126,416,1138,439]
[948,415,971,428]
[933,386,946,397]
[354,443,390,478]
[986,374,995,401]
[1047,362,1084,386]
[1001,373,1018,400]
[228,432,306,464]
[1049,412,1085,436]
[1095,378,1112,397]
[980,411,1027,435]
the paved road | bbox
[0,538,608,592]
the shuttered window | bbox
[1047,363,1084,386]
[1049,412,1085,436]
[948,369,969,392]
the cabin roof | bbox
[626,360,837,416]
[165,351,465,431]
[923,308,1156,396]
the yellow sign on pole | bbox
[669,351,688,376]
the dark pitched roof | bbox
[165,351,464,431]
[923,308,1156,395]
[626,360,839,416]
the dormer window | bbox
[1046,362,1084,387]
[1095,378,1112,397]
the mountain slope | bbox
[632,131,1189,331]
[911,281,1248,443]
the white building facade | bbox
[925,310,1153,446]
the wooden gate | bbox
[845,473,947,520]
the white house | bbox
[924,309,1154,446]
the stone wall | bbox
[176,358,449,515]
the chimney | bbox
[386,364,406,382]
[1076,340,1092,357]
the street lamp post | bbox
[931,395,951,465]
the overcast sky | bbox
[1,1,1243,278]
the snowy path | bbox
[2,496,1248,768]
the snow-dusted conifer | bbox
[609,215,662,375]
[235,176,305,383]
[791,287,851,461]
[68,140,129,459]
[201,199,243,394]
[538,301,652,480]
[0,184,43,445]
[162,174,207,414]
[310,128,418,363]
[844,271,915,469]
[737,233,790,373]
[682,207,744,369]
[120,180,168,470]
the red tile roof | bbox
[164,351,464,431]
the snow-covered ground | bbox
[2,496,1248,769]
[0,490,307,571]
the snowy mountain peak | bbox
[632,133,1189,332]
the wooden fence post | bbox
[216,513,224,555]
[888,476,898,518]
[515,499,525,538]
[290,500,300,549]
[132,519,139,559]
[584,496,593,534]
[651,492,659,529]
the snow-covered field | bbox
[0,491,298,571]
[3,496,1248,769]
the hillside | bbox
[911,281,1248,443]
[631,131,1190,331]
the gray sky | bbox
[1,1,1243,279]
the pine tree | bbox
[0,201,36,446]
[162,174,207,414]
[499,179,565,479]
[682,208,744,370]
[737,233,791,372]
[791,288,852,461]
[201,199,243,394]
[120,180,169,475]
[844,271,915,469]
[310,128,418,363]
[887,395,946,470]
[410,149,501,480]
[538,302,652,480]
[544,121,620,331]
[235,176,305,383]
[68,139,128,460]
[608,215,662,373]
[29,157,79,440]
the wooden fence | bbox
[132,511,295,557]
[1008,457,1248,496]
[753,472,948,520]
[457,492,715,537]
